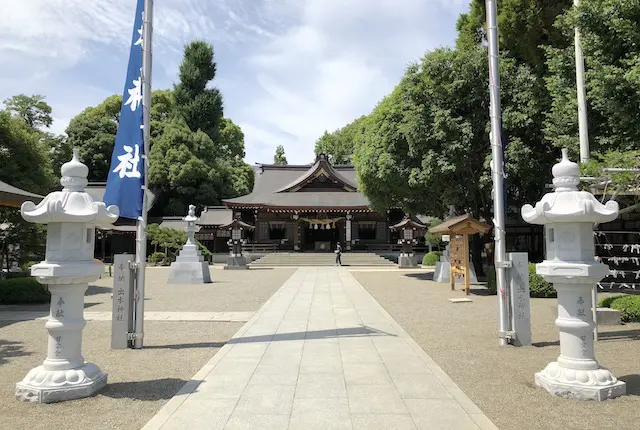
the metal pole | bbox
[133,0,153,349]
[574,0,589,163]
[485,0,510,346]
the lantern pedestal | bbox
[225,255,248,270]
[398,254,417,268]
[16,264,108,403]
[168,205,212,284]
[168,244,212,283]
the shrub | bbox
[484,263,556,298]
[599,295,640,323]
[422,251,442,266]
[21,261,38,272]
[0,277,50,304]
[150,252,167,265]
[528,263,556,298]
[486,267,497,294]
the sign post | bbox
[111,254,135,349]
[507,252,531,346]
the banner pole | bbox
[133,0,153,349]
[485,0,511,346]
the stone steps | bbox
[249,253,396,267]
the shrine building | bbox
[196,154,412,253]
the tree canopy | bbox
[273,145,288,165]
[314,116,367,164]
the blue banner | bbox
[104,0,145,219]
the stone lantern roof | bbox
[521,149,618,225]
[21,149,119,227]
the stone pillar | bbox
[16,149,119,403]
[345,214,352,250]
[168,205,212,283]
[521,149,626,401]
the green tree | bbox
[273,145,288,165]
[353,48,555,273]
[173,41,224,141]
[456,0,572,72]
[2,94,53,129]
[314,116,367,164]
[65,95,121,181]
[545,0,640,157]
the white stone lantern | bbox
[17,149,119,403]
[521,149,626,401]
[168,205,212,284]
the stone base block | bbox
[225,256,248,270]
[16,363,107,404]
[398,255,418,268]
[433,261,478,284]
[167,261,212,284]
[535,362,626,401]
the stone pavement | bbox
[143,268,497,430]
[0,311,254,322]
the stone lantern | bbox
[389,214,426,268]
[16,149,119,403]
[168,205,212,284]
[222,214,255,270]
[521,148,626,401]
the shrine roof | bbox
[428,213,491,235]
[389,215,427,231]
[223,155,370,210]
[198,206,233,226]
[0,179,43,208]
[218,218,255,230]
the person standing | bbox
[335,242,342,266]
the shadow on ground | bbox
[404,272,434,281]
[619,374,640,396]
[143,341,226,350]
[229,325,395,344]
[101,378,189,401]
[0,339,33,365]
[86,285,112,296]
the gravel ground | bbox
[5,266,295,313]
[0,267,294,430]
[353,271,640,430]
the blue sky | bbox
[0,0,469,165]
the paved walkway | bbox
[0,311,254,322]
[143,268,497,430]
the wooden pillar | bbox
[293,214,301,251]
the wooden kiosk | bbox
[428,214,490,295]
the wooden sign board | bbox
[449,234,470,295]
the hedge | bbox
[486,263,557,298]
[422,251,442,266]
[599,295,640,323]
[0,277,50,304]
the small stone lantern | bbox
[168,205,212,284]
[223,215,255,270]
[17,149,119,403]
[389,214,426,268]
[521,149,626,401]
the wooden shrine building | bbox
[200,154,410,252]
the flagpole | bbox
[486,0,510,346]
[133,0,153,349]
[574,0,589,164]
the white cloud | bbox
[0,0,468,167]
[238,0,467,164]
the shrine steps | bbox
[249,252,397,267]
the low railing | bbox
[364,244,431,253]
[242,243,279,253]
